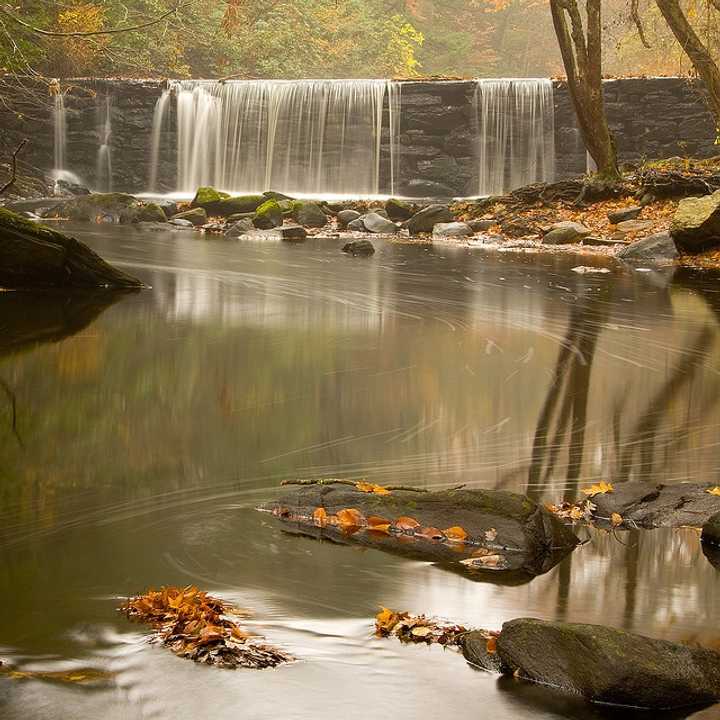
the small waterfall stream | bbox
[53,93,67,176]
[149,89,171,192]
[96,95,113,192]
[474,78,555,196]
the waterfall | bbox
[53,93,67,175]
[149,89,171,191]
[474,79,555,196]
[96,95,113,191]
[158,79,397,197]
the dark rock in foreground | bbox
[494,618,720,710]
[671,191,720,251]
[261,483,578,581]
[0,209,142,289]
[702,511,720,546]
[404,204,454,234]
[590,482,720,528]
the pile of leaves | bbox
[546,482,620,527]
[375,608,473,647]
[120,586,292,670]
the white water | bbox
[474,78,555,196]
[151,79,398,197]
[52,94,67,175]
[149,89,171,192]
[96,95,113,192]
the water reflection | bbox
[1,225,719,719]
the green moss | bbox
[214,195,265,217]
[191,186,230,209]
[137,203,167,223]
[253,199,283,229]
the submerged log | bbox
[0,209,142,289]
[261,483,579,583]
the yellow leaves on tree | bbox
[355,482,391,496]
[54,4,108,76]
[582,481,614,497]
[120,586,291,669]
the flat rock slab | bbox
[261,484,578,581]
[590,482,720,528]
[495,618,720,710]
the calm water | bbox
[1,224,720,719]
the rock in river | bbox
[342,239,375,256]
[0,209,142,289]
[261,483,578,581]
[617,231,679,262]
[671,190,720,251]
[404,205,454,234]
[542,221,591,245]
[702,511,720,546]
[494,618,720,710]
[361,212,398,234]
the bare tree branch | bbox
[0,2,188,38]
[631,0,652,49]
[0,138,28,196]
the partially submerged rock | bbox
[261,482,578,580]
[702,511,720,546]
[617,231,679,262]
[253,199,283,229]
[171,207,207,226]
[495,618,720,710]
[590,482,720,528]
[542,221,591,245]
[433,222,473,239]
[0,209,142,289]
[342,239,375,256]
[671,190,720,251]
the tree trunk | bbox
[550,0,620,180]
[655,0,720,130]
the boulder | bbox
[496,618,720,710]
[361,212,398,234]
[253,200,283,229]
[617,231,679,262]
[702,511,720,546]
[404,205,454,234]
[459,632,505,673]
[262,190,295,202]
[0,209,142,289]
[385,198,414,222]
[224,218,255,237]
[542,221,591,245]
[171,207,207,226]
[137,203,167,223]
[342,239,375,256]
[402,179,456,198]
[468,218,497,232]
[55,178,90,196]
[671,190,720,250]
[277,224,307,242]
[608,206,642,224]
[262,483,578,580]
[294,202,328,228]
[337,210,361,228]
[155,199,178,218]
[589,482,720,529]
[214,195,265,217]
[347,218,367,232]
[190,186,230,214]
[433,222,473,239]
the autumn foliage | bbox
[120,586,292,669]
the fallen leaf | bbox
[411,626,431,638]
[356,482,391,496]
[444,526,468,542]
[486,636,497,654]
[313,507,328,527]
[582,481,614,497]
[706,487,720,496]
[337,508,365,527]
[484,528,498,542]
[394,516,420,531]
[611,512,623,527]
[417,527,445,541]
[367,515,392,534]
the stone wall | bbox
[1,76,716,197]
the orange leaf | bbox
[706,486,720,496]
[367,515,392,534]
[417,527,445,541]
[444,526,468,542]
[486,636,497,654]
[611,512,623,527]
[337,508,365,527]
[313,507,328,527]
[394,516,420,531]
[582,481,614,497]
[356,482,391,496]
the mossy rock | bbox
[214,195,265,217]
[253,200,283,229]
[171,207,207,226]
[385,198,415,222]
[292,201,328,228]
[55,193,139,223]
[190,186,231,211]
[137,203,167,223]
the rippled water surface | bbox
[1,224,720,719]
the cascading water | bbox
[149,89,171,192]
[474,79,555,196]
[150,79,400,197]
[53,93,67,176]
[96,95,113,192]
